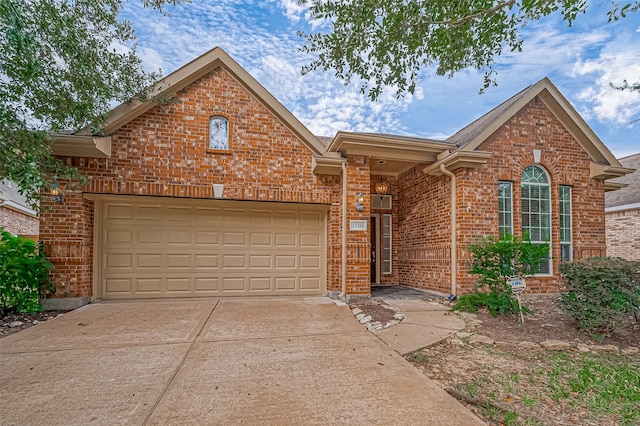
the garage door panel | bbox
[195,278,218,292]
[275,277,296,290]
[137,205,163,221]
[300,234,321,247]
[106,204,134,220]
[195,254,218,268]
[221,277,245,292]
[195,231,218,245]
[275,233,296,246]
[223,232,245,245]
[276,211,297,225]
[275,255,296,269]
[249,232,271,246]
[99,198,326,299]
[136,278,162,293]
[166,278,190,292]
[167,230,191,244]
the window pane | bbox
[382,214,392,274]
[522,166,551,275]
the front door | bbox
[370,215,378,284]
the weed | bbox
[504,411,519,425]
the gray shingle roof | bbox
[446,82,536,147]
[0,180,31,209]
[605,153,640,208]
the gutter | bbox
[0,199,38,218]
[440,164,457,296]
[340,161,347,299]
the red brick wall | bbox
[39,192,93,298]
[0,206,38,236]
[397,165,453,294]
[40,67,341,298]
[606,208,640,260]
[396,96,607,295]
[345,155,371,295]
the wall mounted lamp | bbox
[355,192,364,212]
[50,182,65,204]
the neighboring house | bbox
[0,180,38,238]
[605,153,640,260]
[41,47,634,305]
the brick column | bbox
[345,155,370,298]
[39,192,94,298]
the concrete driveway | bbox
[0,297,483,425]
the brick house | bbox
[0,180,38,238]
[42,47,634,305]
[605,153,640,260]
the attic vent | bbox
[371,194,392,210]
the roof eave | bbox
[51,134,111,158]
[423,150,492,176]
[590,163,635,180]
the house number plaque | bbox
[350,220,367,231]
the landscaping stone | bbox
[468,335,494,346]
[458,312,477,321]
[518,341,541,350]
[468,319,483,327]
[8,321,24,328]
[393,313,404,320]
[351,308,363,316]
[591,344,619,354]
[447,337,465,347]
[573,343,590,353]
[540,340,571,351]
[455,331,473,339]
[359,315,372,324]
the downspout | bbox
[440,164,457,296]
[340,161,347,299]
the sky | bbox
[121,1,640,159]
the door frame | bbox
[370,214,381,285]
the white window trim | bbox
[382,213,392,274]
[521,165,552,276]
[498,181,513,237]
[560,185,573,262]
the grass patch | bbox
[544,352,640,425]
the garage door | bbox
[96,196,327,299]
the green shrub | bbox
[453,234,548,317]
[560,257,639,336]
[0,229,55,317]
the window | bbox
[521,165,551,274]
[498,181,513,237]
[209,116,229,150]
[382,214,392,274]
[559,185,572,262]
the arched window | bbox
[521,165,551,274]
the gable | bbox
[53,47,325,157]
[451,78,622,168]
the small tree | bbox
[453,233,549,316]
[0,229,55,317]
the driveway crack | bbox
[142,300,219,425]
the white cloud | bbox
[572,44,640,124]
[279,0,305,23]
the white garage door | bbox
[95,196,327,299]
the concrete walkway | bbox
[0,297,483,425]
[374,299,466,355]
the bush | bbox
[0,229,55,317]
[453,234,549,317]
[560,257,639,336]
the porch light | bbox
[50,182,65,204]
[375,160,389,196]
[355,192,364,212]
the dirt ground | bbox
[0,311,68,339]
[353,296,640,426]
